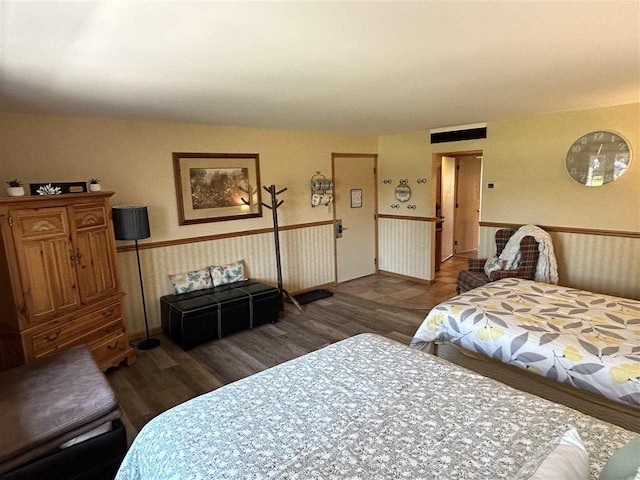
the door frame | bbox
[331,153,379,284]
[435,149,483,263]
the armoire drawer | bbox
[91,333,130,367]
[32,302,122,355]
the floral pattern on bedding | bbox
[411,278,640,407]
[116,334,635,480]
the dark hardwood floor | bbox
[107,258,469,442]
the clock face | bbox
[566,131,632,186]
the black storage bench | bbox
[160,280,281,350]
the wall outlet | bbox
[487,182,495,189]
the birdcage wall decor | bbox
[310,171,333,207]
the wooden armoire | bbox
[0,191,136,371]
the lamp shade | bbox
[112,205,151,241]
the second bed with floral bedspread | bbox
[411,278,640,408]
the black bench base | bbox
[1,419,127,480]
[160,280,281,350]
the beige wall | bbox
[0,113,377,240]
[0,113,377,333]
[483,103,639,231]
[379,103,639,227]
[378,103,640,296]
[378,132,433,217]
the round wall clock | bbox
[565,130,632,187]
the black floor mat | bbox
[286,289,334,305]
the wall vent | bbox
[430,123,487,144]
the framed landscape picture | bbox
[173,152,262,225]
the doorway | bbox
[332,153,377,283]
[454,156,482,255]
[436,151,482,263]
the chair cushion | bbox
[457,270,491,293]
[0,345,120,470]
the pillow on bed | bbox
[484,256,506,277]
[210,260,247,287]
[515,428,590,480]
[599,436,640,480]
[169,267,213,295]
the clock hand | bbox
[596,144,603,157]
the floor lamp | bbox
[112,205,159,350]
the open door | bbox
[440,156,455,262]
[454,157,482,254]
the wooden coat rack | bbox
[244,185,303,312]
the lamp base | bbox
[137,337,160,351]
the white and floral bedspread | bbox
[411,278,640,407]
[116,334,635,480]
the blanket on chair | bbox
[499,224,558,284]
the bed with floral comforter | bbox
[411,278,640,408]
[116,334,635,480]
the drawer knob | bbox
[102,309,114,317]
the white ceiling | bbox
[1,1,638,134]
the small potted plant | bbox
[6,179,25,197]
[88,178,102,192]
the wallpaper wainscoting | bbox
[117,224,335,335]
[378,218,433,280]
[479,226,639,300]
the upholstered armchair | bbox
[456,229,540,294]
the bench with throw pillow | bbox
[160,261,281,350]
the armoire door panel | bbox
[74,229,117,303]
[12,207,80,324]
[48,238,82,310]
[20,238,80,323]
[22,242,56,318]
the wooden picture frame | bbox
[172,152,262,225]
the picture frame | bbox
[172,152,262,225]
[350,188,362,208]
